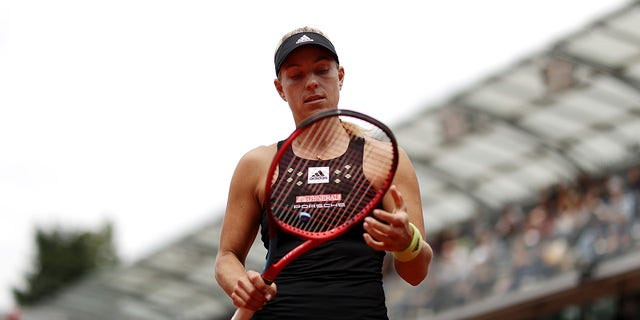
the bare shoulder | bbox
[225,143,279,216]
[230,143,278,196]
[397,145,413,164]
[236,143,277,171]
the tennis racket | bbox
[231,109,398,320]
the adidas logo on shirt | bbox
[296,34,314,45]
[308,167,329,184]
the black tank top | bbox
[255,137,388,320]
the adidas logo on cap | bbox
[295,34,314,45]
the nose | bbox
[305,75,319,90]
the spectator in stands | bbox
[625,167,640,221]
[494,203,525,239]
[390,166,640,314]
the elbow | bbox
[395,260,429,286]
[396,246,433,286]
[406,267,429,286]
[406,277,424,287]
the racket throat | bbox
[262,238,325,282]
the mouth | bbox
[304,95,325,104]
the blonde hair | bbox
[342,121,365,138]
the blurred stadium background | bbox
[5,1,640,319]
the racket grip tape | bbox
[231,307,253,320]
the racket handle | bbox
[230,307,254,320]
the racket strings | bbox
[271,117,332,225]
[276,117,341,229]
[272,118,340,232]
[271,115,395,236]
[273,122,392,232]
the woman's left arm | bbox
[363,148,433,285]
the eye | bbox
[316,67,330,75]
[290,72,304,80]
[314,62,333,76]
[283,67,304,81]
[284,69,303,80]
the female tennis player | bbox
[214,26,433,320]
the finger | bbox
[365,216,393,234]
[247,272,273,301]
[233,272,273,311]
[256,280,276,301]
[389,186,407,213]
[363,232,386,251]
[232,280,264,311]
[373,208,409,228]
[364,225,390,244]
[268,282,278,299]
[367,208,416,248]
[364,217,401,247]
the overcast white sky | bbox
[0,0,629,311]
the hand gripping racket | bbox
[231,109,398,320]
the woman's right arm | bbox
[214,146,277,311]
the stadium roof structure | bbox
[22,2,640,319]
[399,1,640,232]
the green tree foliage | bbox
[12,223,119,305]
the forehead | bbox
[280,45,337,69]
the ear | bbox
[338,66,345,90]
[274,78,286,101]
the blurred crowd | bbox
[386,165,640,316]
